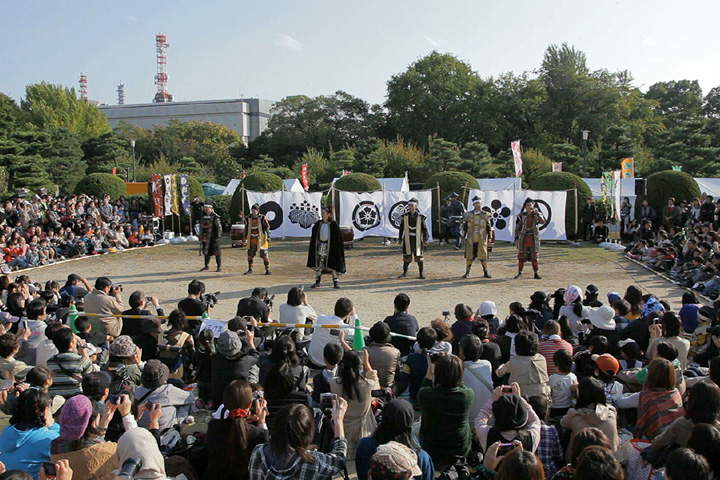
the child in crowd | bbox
[74,315,107,349]
[593,353,623,407]
[618,339,641,370]
[549,349,578,419]
[528,395,564,479]
[0,332,32,381]
[400,327,436,403]
[574,335,609,380]
[312,342,344,407]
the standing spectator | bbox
[581,198,597,241]
[417,354,474,465]
[538,320,573,376]
[82,277,124,337]
[331,350,379,458]
[383,293,418,357]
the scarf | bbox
[114,428,167,480]
[637,388,684,440]
[564,285,582,306]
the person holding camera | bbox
[120,291,165,339]
[205,379,269,480]
[83,277,124,337]
[278,286,317,327]
[47,329,94,399]
[474,384,541,454]
[248,398,349,480]
[178,280,210,335]
[236,287,271,324]
[212,327,260,408]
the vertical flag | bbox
[180,174,190,215]
[511,140,523,177]
[151,174,163,217]
[552,162,562,172]
[171,175,180,215]
[163,175,173,215]
[301,164,309,191]
[620,158,635,178]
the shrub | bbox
[187,176,204,200]
[531,172,592,238]
[424,171,479,233]
[637,171,701,217]
[229,172,283,224]
[210,194,232,227]
[334,173,382,192]
[75,173,127,200]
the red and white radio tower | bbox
[79,72,88,102]
[153,33,174,103]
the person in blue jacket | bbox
[355,399,435,480]
[0,388,60,480]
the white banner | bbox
[339,191,385,239]
[163,175,173,216]
[467,189,516,242]
[380,190,433,240]
[515,190,567,241]
[246,190,284,238]
[282,191,323,237]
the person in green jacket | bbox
[417,353,474,466]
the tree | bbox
[596,125,636,174]
[21,82,110,140]
[645,80,703,120]
[0,131,55,193]
[428,138,461,172]
[520,148,552,184]
[330,149,357,176]
[0,93,21,137]
[295,148,332,188]
[386,52,482,147]
[38,128,86,194]
[548,143,583,174]
[458,142,498,178]
[82,132,132,174]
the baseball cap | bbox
[370,441,422,480]
[592,353,620,376]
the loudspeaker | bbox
[635,179,647,196]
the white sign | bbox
[198,319,227,338]
[339,191,385,239]
[380,190,434,240]
[283,191,323,237]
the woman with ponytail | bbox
[206,379,269,480]
[258,336,309,399]
[0,388,59,479]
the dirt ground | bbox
[24,237,690,325]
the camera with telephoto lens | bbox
[117,457,143,479]
[264,294,275,310]
[201,291,220,308]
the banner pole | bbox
[574,187,579,240]
[436,182,442,241]
[331,186,337,222]
[241,186,246,223]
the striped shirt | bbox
[538,337,573,375]
[48,352,93,398]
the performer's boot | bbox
[263,256,271,275]
[398,262,409,279]
[418,261,425,279]
[462,261,472,279]
[514,262,524,279]
[311,275,322,288]
[215,255,222,272]
[333,276,340,289]
[244,257,253,275]
[481,261,491,278]
[532,260,541,279]
[200,255,210,271]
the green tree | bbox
[596,125,636,174]
[0,131,55,193]
[330,148,357,176]
[428,138,461,172]
[21,82,110,140]
[38,128,86,194]
[521,148,552,184]
[458,141,498,178]
[0,94,21,136]
[548,143,583,174]
[295,148,332,188]
[82,132,132,174]
[386,52,481,147]
[645,80,703,120]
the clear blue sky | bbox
[2,0,719,106]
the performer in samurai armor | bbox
[514,198,545,280]
[307,206,346,289]
[242,203,271,275]
[462,196,494,279]
[200,204,223,272]
[398,198,429,279]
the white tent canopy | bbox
[222,179,241,196]
[283,179,304,192]
[694,178,720,198]
[582,178,638,199]
[476,178,522,191]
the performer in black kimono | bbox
[398,198,429,279]
[307,206,346,289]
[200,204,222,272]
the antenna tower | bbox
[117,83,125,105]
[79,72,88,102]
[153,33,174,103]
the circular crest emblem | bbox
[352,201,381,231]
[388,201,409,230]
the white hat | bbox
[589,305,616,330]
[478,301,497,317]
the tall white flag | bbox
[467,189,516,242]
[282,191,323,237]
[381,190,433,241]
[338,191,385,239]
[245,190,284,238]
[511,140,523,177]
[514,190,567,241]
[163,175,173,216]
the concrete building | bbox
[99,98,274,144]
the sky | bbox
[2,0,720,107]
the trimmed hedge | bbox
[188,176,204,201]
[636,171,700,218]
[424,171,479,233]
[334,173,382,192]
[75,173,127,201]
[210,194,232,227]
[229,172,284,224]
[530,172,591,238]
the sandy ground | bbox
[24,237,689,325]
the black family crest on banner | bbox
[287,200,320,229]
[259,201,283,230]
[388,201,409,230]
[482,199,512,231]
[352,201,381,231]
[533,199,552,231]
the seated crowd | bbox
[0,270,719,480]
[0,192,156,274]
